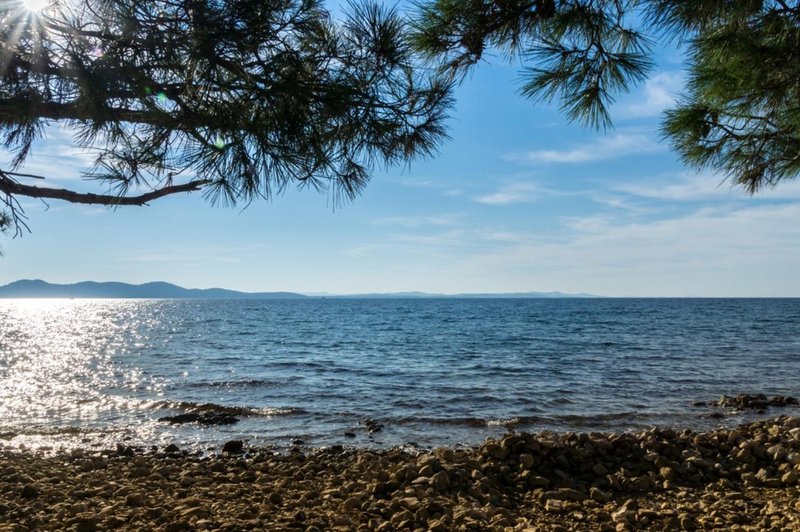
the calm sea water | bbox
[1,298,799,452]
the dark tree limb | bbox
[0,175,210,206]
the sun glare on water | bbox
[20,0,48,12]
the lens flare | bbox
[21,0,48,12]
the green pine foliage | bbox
[0,0,453,233]
[413,0,653,129]
[415,0,800,192]
[653,0,800,193]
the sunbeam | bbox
[20,0,48,12]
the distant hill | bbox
[0,280,599,299]
[0,280,307,299]
[327,291,599,299]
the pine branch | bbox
[0,174,210,206]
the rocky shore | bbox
[1,415,800,531]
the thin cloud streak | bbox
[460,202,800,296]
[506,133,664,165]
[615,172,800,202]
[370,214,462,228]
[476,182,539,204]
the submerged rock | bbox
[712,394,798,410]
[158,412,239,425]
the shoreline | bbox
[1,416,799,531]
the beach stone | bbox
[125,493,146,507]
[434,448,455,462]
[72,513,98,532]
[589,487,609,502]
[483,442,510,460]
[680,513,698,530]
[430,470,449,492]
[519,453,535,468]
[222,440,244,454]
[20,484,38,499]
[527,475,551,488]
[542,488,586,502]
[164,444,180,453]
[611,507,634,524]
[767,444,787,461]
[428,519,449,532]
[660,467,677,481]
[342,496,362,511]
[180,506,210,519]
[544,499,569,513]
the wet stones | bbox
[3,415,800,531]
[158,412,238,425]
[705,394,799,411]
[364,419,384,434]
[221,440,244,454]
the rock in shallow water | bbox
[222,440,244,454]
[158,412,239,425]
[712,394,798,410]
[164,443,180,453]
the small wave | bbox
[150,401,305,417]
[547,397,575,405]
[0,425,124,437]
[184,379,286,389]
[388,412,667,430]
[391,415,547,428]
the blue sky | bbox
[1,3,799,296]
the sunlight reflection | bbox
[0,300,165,442]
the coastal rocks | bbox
[157,412,238,425]
[700,394,799,411]
[221,440,244,454]
[364,419,384,434]
[3,416,800,531]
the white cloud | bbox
[620,71,684,118]
[560,215,612,233]
[459,202,800,296]
[371,214,462,228]
[615,172,800,202]
[476,182,539,204]
[124,252,244,264]
[5,125,97,183]
[506,133,664,165]
[396,229,467,246]
[615,172,729,201]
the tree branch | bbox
[0,175,210,206]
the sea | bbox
[1,298,798,453]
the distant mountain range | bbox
[0,280,305,299]
[0,280,598,299]
[326,291,599,299]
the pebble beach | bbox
[2,413,800,531]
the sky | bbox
[1,3,799,297]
